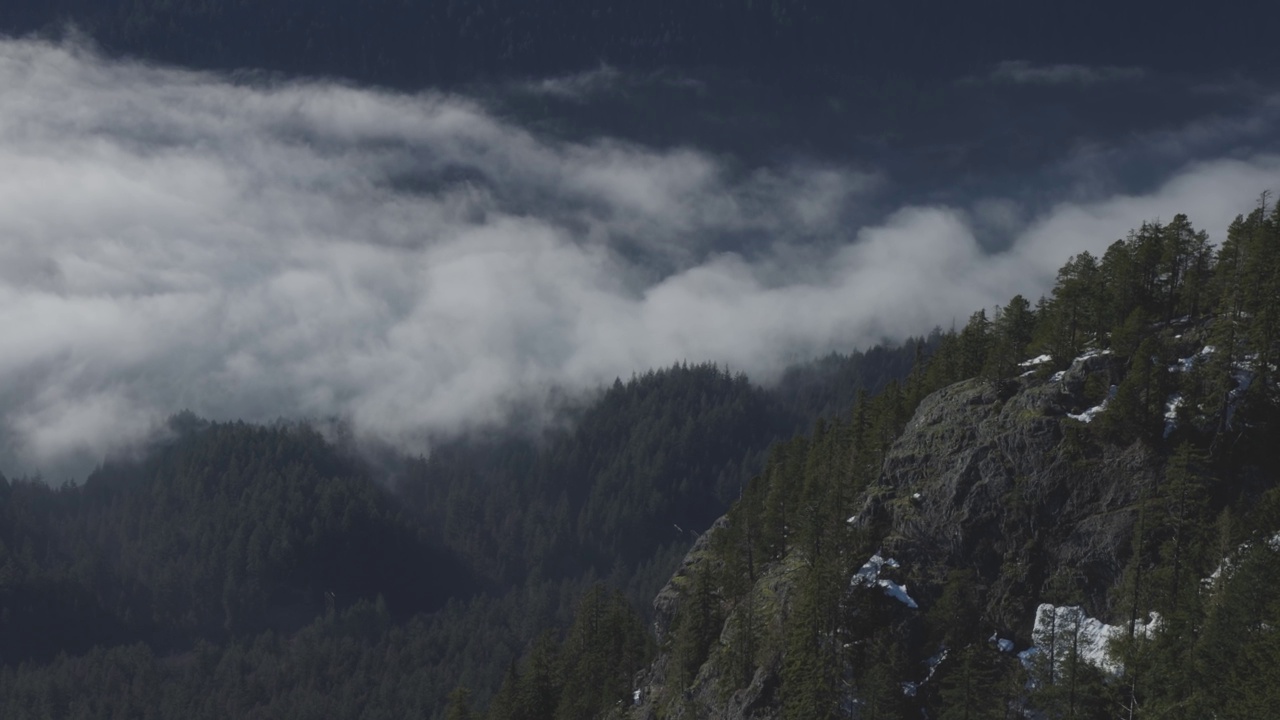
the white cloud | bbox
[0,37,1277,478]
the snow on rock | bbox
[1068,403,1107,423]
[1047,349,1114,384]
[1169,345,1215,374]
[1020,354,1053,367]
[1020,604,1160,677]
[988,633,1015,653]
[880,582,920,609]
[852,553,919,609]
[1068,384,1117,423]
[1164,393,1183,438]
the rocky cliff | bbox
[626,349,1172,719]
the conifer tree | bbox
[1040,252,1102,364]
[984,295,1035,381]
[669,559,721,691]
[957,309,993,379]
[938,643,1002,720]
[444,687,475,720]
[857,632,908,720]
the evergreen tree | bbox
[984,295,1035,381]
[938,643,1003,720]
[668,559,721,691]
[957,309,993,379]
[1039,252,1102,364]
[445,687,475,720]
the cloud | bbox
[977,60,1146,86]
[0,37,1277,479]
[521,64,625,100]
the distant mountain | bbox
[0,342,921,718]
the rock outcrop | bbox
[866,354,1158,632]
[630,351,1166,717]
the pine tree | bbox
[984,295,1035,381]
[957,309,993,379]
[669,559,721,691]
[555,586,650,720]
[1040,252,1102,364]
[516,633,563,720]
[782,571,834,720]
[444,687,475,720]
[938,643,1003,720]
[857,632,908,720]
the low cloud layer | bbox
[1,38,1277,478]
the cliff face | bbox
[628,351,1165,719]
[868,353,1159,631]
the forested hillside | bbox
[9,197,1280,718]
[630,197,1280,719]
[0,347,922,719]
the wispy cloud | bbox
[975,60,1146,86]
[0,38,1276,479]
[521,64,625,99]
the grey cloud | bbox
[980,60,1146,86]
[522,64,625,99]
[1,38,1278,479]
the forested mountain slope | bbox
[0,346,921,718]
[626,200,1280,719]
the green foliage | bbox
[937,643,1004,720]
[554,586,651,720]
[983,294,1036,381]
[668,558,723,690]
[445,687,476,720]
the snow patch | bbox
[1049,370,1066,383]
[1068,384,1116,423]
[1020,354,1052,367]
[1068,403,1107,423]
[1076,349,1112,362]
[1021,604,1159,677]
[852,553,919,609]
[1163,393,1183,438]
[1170,345,1215,374]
